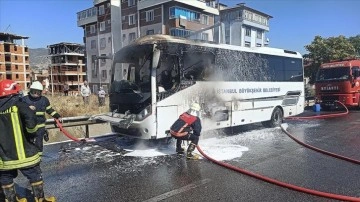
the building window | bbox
[100,38,106,49]
[92,7,97,16]
[257,30,262,39]
[245,41,251,47]
[169,7,200,22]
[170,28,194,38]
[129,32,136,43]
[129,14,136,25]
[245,27,251,37]
[101,54,106,65]
[202,33,209,41]
[14,56,18,61]
[16,74,19,79]
[108,36,112,43]
[91,40,96,49]
[90,25,96,34]
[146,10,154,22]
[100,21,106,31]
[15,65,18,70]
[102,70,107,79]
[98,5,105,15]
[202,15,209,25]
[256,43,262,47]
[91,55,97,70]
[14,46,17,51]
[146,30,154,35]
[128,0,135,7]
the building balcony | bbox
[77,7,97,27]
[93,0,107,5]
[138,0,219,15]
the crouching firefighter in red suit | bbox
[0,80,56,202]
[170,103,202,160]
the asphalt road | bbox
[11,108,360,202]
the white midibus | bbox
[94,35,304,140]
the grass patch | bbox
[44,95,111,143]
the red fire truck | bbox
[315,59,360,110]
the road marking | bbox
[143,179,211,202]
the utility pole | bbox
[50,65,53,96]
[77,61,80,94]
[217,0,221,44]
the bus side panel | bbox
[232,108,273,126]
[156,105,178,139]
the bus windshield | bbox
[112,44,153,93]
[316,67,350,82]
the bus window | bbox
[129,65,136,82]
[183,52,215,81]
[157,54,179,91]
[122,67,128,80]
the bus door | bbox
[156,105,178,139]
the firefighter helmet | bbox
[0,79,21,98]
[190,103,201,111]
[30,81,44,91]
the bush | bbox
[47,94,109,117]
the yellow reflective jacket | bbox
[0,96,41,170]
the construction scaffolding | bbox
[47,42,86,95]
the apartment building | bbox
[217,3,272,47]
[77,0,122,93]
[77,1,272,89]
[77,0,218,91]
[47,42,85,95]
[0,32,31,90]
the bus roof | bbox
[321,60,360,68]
[129,34,303,59]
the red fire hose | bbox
[286,101,348,120]
[280,124,360,164]
[281,101,360,164]
[197,145,360,201]
[197,101,359,201]
[55,119,95,142]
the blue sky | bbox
[0,0,359,54]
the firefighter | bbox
[22,81,62,154]
[0,79,55,202]
[170,103,202,160]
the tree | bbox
[304,35,357,83]
[348,35,360,56]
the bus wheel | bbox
[262,107,283,128]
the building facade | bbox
[217,3,272,47]
[77,0,219,91]
[0,32,31,90]
[77,0,272,89]
[47,42,85,95]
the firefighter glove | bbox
[44,131,49,142]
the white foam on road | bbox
[124,127,283,161]
[64,121,319,163]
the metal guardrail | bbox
[45,116,107,138]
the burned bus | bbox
[93,35,304,139]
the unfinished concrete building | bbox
[47,42,85,95]
[0,32,31,90]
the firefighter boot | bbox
[31,181,56,202]
[176,139,184,154]
[186,143,199,160]
[1,183,27,202]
